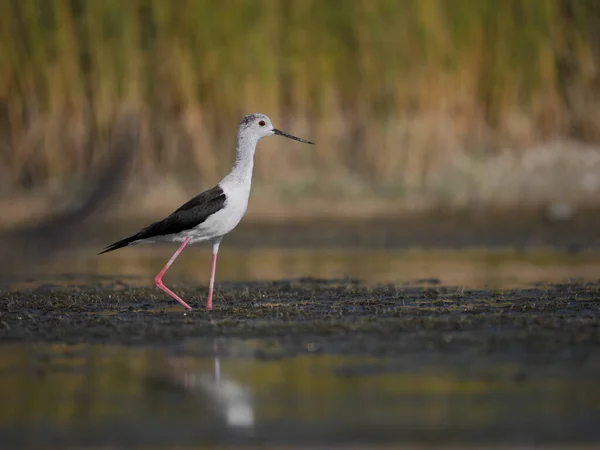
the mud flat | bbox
[1,278,599,358]
[1,277,599,353]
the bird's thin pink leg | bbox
[154,237,192,310]
[206,240,221,310]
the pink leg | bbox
[206,240,221,310]
[154,237,192,310]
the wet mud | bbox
[1,278,599,358]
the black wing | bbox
[98,185,226,254]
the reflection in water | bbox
[167,341,254,430]
[0,340,598,447]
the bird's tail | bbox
[98,235,138,255]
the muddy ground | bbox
[1,278,599,359]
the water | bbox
[1,340,598,448]
[2,246,600,448]
[5,246,600,290]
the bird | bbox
[99,113,314,311]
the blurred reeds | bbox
[2,0,600,221]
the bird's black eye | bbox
[258,120,265,127]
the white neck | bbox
[223,132,259,185]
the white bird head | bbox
[238,113,314,145]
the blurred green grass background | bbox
[1,0,600,223]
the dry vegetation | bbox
[1,0,600,221]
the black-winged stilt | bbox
[99,113,314,311]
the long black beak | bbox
[273,128,314,145]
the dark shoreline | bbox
[2,279,599,351]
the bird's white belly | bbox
[187,190,249,244]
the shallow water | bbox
[1,247,600,448]
[0,339,598,448]
[5,246,600,291]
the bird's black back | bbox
[99,185,226,254]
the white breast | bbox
[187,182,251,243]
